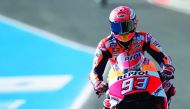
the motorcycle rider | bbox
[89,6,176,108]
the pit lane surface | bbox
[0,0,189,109]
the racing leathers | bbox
[89,31,175,101]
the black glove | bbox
[93,81,108,98]
[160,65,175,81]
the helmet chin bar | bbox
[113,31,135,43]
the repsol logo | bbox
[125,52,141,61]
[117,71,148,80]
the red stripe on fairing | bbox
[146,76,162,93]
[153,0,171,5]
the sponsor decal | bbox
[124,52,141,61]
[117,71,148,80]
[133,44,141,49]
[152,41,160,47]
[117,14,126,18]
[133,36,141,43]
[146,33,153,41]
[110,43,116,48]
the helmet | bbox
[109,6,138,42]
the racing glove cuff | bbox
[160,65,175,80]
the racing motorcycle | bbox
[102,52,173,109]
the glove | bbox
[103,98,111,109]
[167,85,176,97]
[93,81,108,98]
[160,65,175,81]
[166,85,176,106]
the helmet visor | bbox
[110,20,136,34]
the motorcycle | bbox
[102,52,173,109]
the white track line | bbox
[0,15,95,54]
[0,14,94,109]
[70,82,93,109]
[0,99,26,109]
[0,75,72,93]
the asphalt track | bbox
[0,0,190,109]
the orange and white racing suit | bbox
[89,31,175,108]
[89,31,173,84]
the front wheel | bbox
[116,92,166,109]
